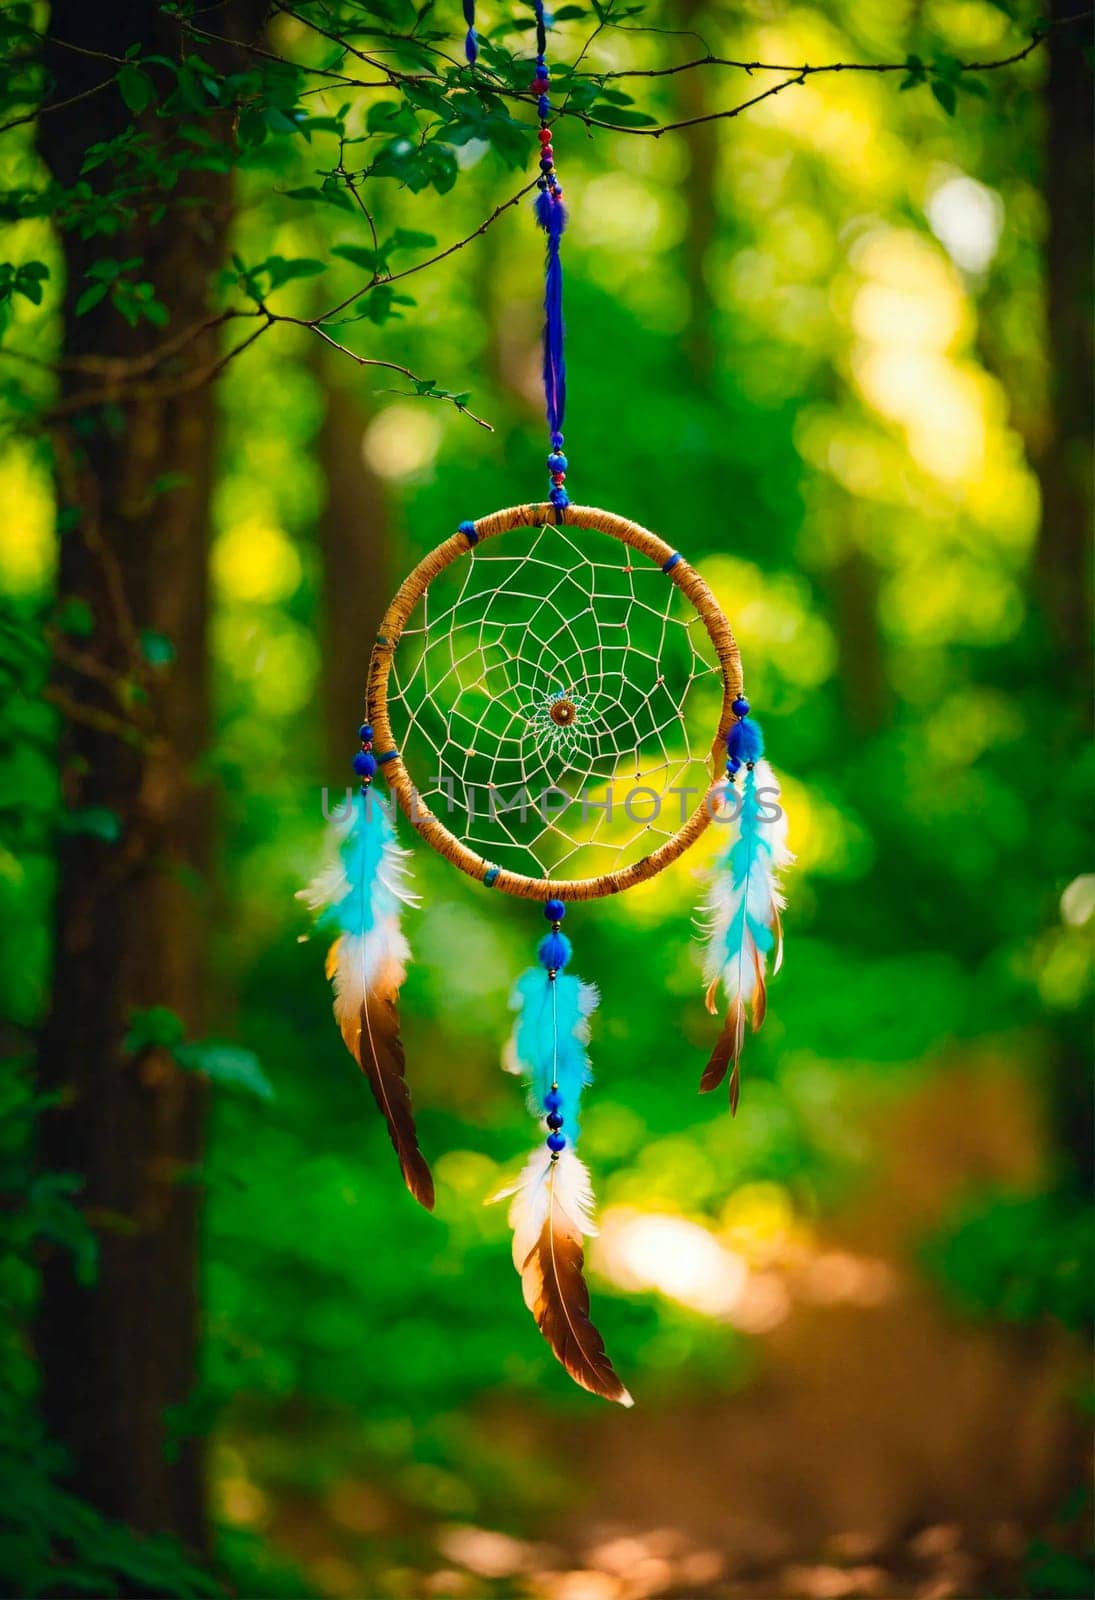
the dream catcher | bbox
[301,1,791,1406]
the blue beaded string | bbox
[531,1,569,516]
[724,695,761,783]
[353,722,378,792]
[538,897,568,1159]
[462,0,477,63]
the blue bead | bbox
[726,756,742,774]
[549,486,570,509]
[544,898,566,921]
[546,1132,566,1153]
[537,930,571,971]
[538,94,551,117]
[546,452,568,474]
[551,430,564,449]
[546,1112,564,1131]
[358,723,373,741]
[544,1088,563,1112]
[353,750,377,777]
[731,697,750,718]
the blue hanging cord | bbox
[531,0,569,514]
[462,0,478,63]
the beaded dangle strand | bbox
[532,0,569,514]
[538,897,570,1159]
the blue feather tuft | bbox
[316,791,403,939]
[538,930,571,970]
[510,968,597,1142]
[534,192,567,436]
[709,764,788,980]
[727,716,764,765]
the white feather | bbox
[505,1147,598,1276]
[702,759,792,1006]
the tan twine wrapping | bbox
[367,503,743,901]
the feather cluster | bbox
[700,759,792,1113]
[500,967,631,1406]
[298,790,434,1210]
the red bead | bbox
[552,472,566,485]
[539,128,552,144]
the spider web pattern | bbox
[386,523,722,881]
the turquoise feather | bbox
[510,968,597,1142]
[314,791,407,940]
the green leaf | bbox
[366,100,418,135]
[117,64,155,115]
[59,806,122,843]
[592,106,658,127]
[124,1006,186,1053]
[930,79,957,115]
[74,282,109,317]
[387,228,436,253]
[331,243,384,273]
[262,255,327,290]
[174,1041,274,1101]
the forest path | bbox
[519,1058,1088,1600]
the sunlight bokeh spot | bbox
[596,1208,749,1318]
[213,518,302,604]
[927,172,1005,274]
[0,446,54,594]
[363,404,442,479]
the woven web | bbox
[386,522,722,881]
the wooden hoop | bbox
[366,503,743,902]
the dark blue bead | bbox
[353,750,377,777]
[546,1112,564,1131]
[540,158,553,172]
[546,1132,566,1153]
[546,452,568,474]
[544,1088,563,1112]
[544,898,566,921]
[726,756,742,774]
[549,486,570,508]
[538,94,550,117]
[358,723,373,741]
[731,697,750,718]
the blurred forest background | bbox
[0,1,1091,1597]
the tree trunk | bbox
[1036,3,1093,689]
[35,2,265,1551]
[1036,7,1094,1190]
[675,0,718,392]
[318,373,394,775]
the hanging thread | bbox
[532,0,568,512]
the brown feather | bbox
[700,997,744,1093]
[328,943,434,1211]
[729,1061,741,1117]
[519,1188,632,1407]
[750,945,768,1032]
